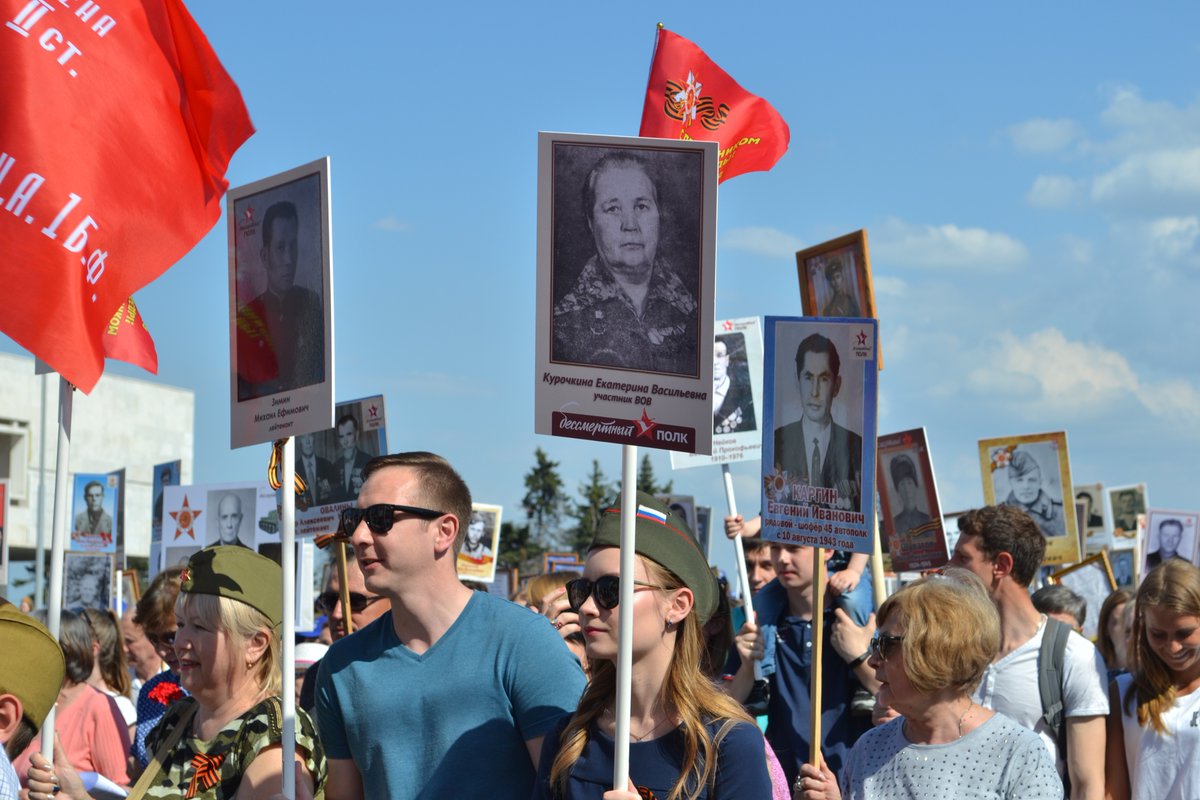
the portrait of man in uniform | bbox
[1110,486,1146,535]
[888,454,931,537]
[550,145,703,377]
[72,479,114,550]
[816,256,861,317]
[997,448,1066,538]
[712,332,756,435]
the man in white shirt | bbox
[950,504,1108,800]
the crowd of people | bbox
[0,451,1196,800]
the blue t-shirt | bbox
[316,591,586,800]
[532,715,772,799]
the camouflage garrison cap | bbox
[181,546,282,628]
[590,491,719,623]
[0,604,66,732]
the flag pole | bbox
[809,546,825,769]
[720,464,754,624]
[41,377,73,760]
[280,437,297,798]
[35,373,48,609]
[613,444,638,791]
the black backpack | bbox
[1038,617,1072,795]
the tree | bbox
[522,447,566,544]
[636,453,673,496]
[496,520,546,577]
[567,459,617,553]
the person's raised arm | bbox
[725,514,762,540]
[829,609,879,693]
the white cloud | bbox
[872,275,908,297]
[1091,147,1200,210]
[965,328,1200,425]
[1093,86,1200,156]
[1026,175,1082,209]
[872,218,1029,271]
[373,216,411,233]
[1005,118,1084,154]
[721,226,803,258]
[1145,216,1200,262]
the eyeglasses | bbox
[147,630,176,649]
[317,591,384,614]
[338,503,445,537]
[870,632,904,662]
[565,576,668,613]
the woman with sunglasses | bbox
[1105,559,1200,800]
[533,492,772,799]
[794,569,1060,800]
[131,565,188,769]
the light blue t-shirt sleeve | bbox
[506,613,587,742]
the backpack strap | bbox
[1038,617,1072,793]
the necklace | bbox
[957,700,974,738]
[630,716,670,742]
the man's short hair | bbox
[957,505,1047,587]
[743,538,770,556]
[84,480,103,496]
[336,413,359,434]
[580,153,659,228]
[361,452,473,555]
[262,201,298,249]
[794,333,841,382]
[1075,490,1093,504]
[1007,449,1040,479]
[1032,584,1087,628]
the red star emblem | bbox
[634,409,658,440]
[169,494,202,541]
[243,206,254,223]
[901,432,913,446]
[856,329,868,346]
[368,404,378,419]
[722,320,734,331]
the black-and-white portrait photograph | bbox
[713,332,756,434]
[64,552,113,611]
[770,324,866,513]
[876,429,947,573]
[1143,510,1199,572]
[205,487,256,548]
[884,452,932,538]
[809,250,864,318]
[991,444,1067,538]
[550,142,704,377]
[233,173,327,401]
[1108,484,1147,546]
[1073,482,1110,552]
[1110,549,1136,589]
[459,503,502,582]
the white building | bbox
[0,353,194,566]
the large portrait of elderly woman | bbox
[550,142,705,377]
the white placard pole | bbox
[612,444,637,791]
[721,464,754,625]
[42,378,73,760]
[35,373,49,609]
[281,437,296,798]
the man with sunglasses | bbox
[298,553,387,713]
[949,505,1108,800]
[316,452,585,800]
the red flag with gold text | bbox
[0,0,253,392]
[639,27,789,182]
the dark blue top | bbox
[531,714,772,799]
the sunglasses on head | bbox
[338,503,445,537]
[565,575,668,613]
[147,630,176,648]
[317,591,383,614]
[870,632,904,662]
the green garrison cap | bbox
[590,491,719,623]
[181,546,282,628]
[0,605,66,732]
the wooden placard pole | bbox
[809,546,826,769]
[336,540,353,634]
[871,513,886,609]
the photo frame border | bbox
[795,230,881,369]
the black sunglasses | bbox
[338,503,445,537]
[870,632,904,662]
[317,591,384,614]
[565,576,668,613]
[147,630,176,648]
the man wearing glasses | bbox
[316,452,585,800]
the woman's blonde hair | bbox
[1127,559,1200,733]
[525,572,580,612]
[549,556,752,800]
[176,592,280,695]
[876,568,1000,696]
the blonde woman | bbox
[1105,559,1200,800]
[533,493,771,799]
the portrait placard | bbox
[671,317,764,469]
[120,569,140,603]
[458,504,502,583]
[1109,549,1136,589]
[291,395,388,539]
[1050,552,1116,640]
[151,460,181,546]
[978,431,1079,565]
[64,552,112,611]
[795,231,881,368]
[70,472,122,554]
[760,317,879,552]
[1107,483,1147,551]
[1142,509,1200,574]
[228,157,334,449]
[1073,482,1110,553]
[534,132,718,455]
[876,428,947,572]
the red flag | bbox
[0,0,253,392]
[639,27,789,182]
[102,296,158,374]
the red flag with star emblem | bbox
[639,27,789,182]
[0,0,253,392]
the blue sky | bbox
[12,3,1200,549]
